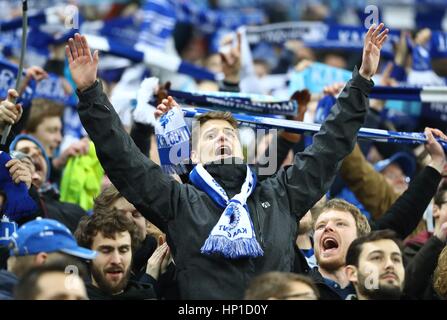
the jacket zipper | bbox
[253,201,264,247]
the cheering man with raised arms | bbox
[66,24,388,299]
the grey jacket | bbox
[77,68,372,299]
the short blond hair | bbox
[313,198,371,237]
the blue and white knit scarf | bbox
[189,163,263,259]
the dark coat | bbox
[86,281,157,300]
[404,235,446,300]
[77,68,372,299]
[39,189,87,233]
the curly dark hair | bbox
[74,208,141,253]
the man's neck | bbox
[296,234,312,250]
[434,220,440,235]
[318,266,350,288]
[91,276,124,296]
[355,290,369,300]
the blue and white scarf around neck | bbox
[189,163,264,259]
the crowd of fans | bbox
[0,0,447,300]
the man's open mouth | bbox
[106,268,124,279]
[215,145,233,156]
[321,236,339,253]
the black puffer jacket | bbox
[77,68,372,299]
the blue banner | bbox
[168,89,297,116]
[246,22,400,59]
[138,0,177,49]
[33,73,72,105]
[431,31,447,59]
[183,106,447,150]
[176,2,265,34]
[289,62,352,94]
[0,58,35,107]
[97,16,140,48]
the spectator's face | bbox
[347,239,404,300]
[433,192,447,229]
[113,197,147,241]
[90,231,132,295]
[32,116,62,157]
[192,120,243,164]
[314,210,358,271]
[381,163,409,195]
[34,271,88,300]
[14,140,47,187]
[254,61,270,78]
[274,281,318,300]
[205,54,223,74]
[323,54,347,69]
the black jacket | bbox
[86,280,157,300]
[131,235,158,277]
[39,189,87,233]
[370,166,441,239]
[77,68,372,299]
[404,235,446,300]
[130,235,180,300]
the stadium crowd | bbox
[0,0,447,300]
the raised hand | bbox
[6,159,32,189]
[280,90,311,143]
[154,96,180,119]
[0,89,22,130]
[359,23,389,80]
[323,82,345,97]
[66,33,99,92]
[220,32,241,84]
[53,137,90,169]
[425,127,447,174]
[146,242,169,280]
[395,31,409,66]
[25,66,48,82]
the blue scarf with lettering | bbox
[167,89,298,116]
[189,163,263,259]
[155,108,191,175]
[245,21,400,59]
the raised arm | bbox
[270,24,388,216]
[66,34,183,230]
[340,143,399,219]
[372,128,446,239]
